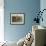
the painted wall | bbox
[4,0,40,42]
[40,0,46,27]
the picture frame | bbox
[10,13,25,25]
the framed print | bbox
[10,13,25,25]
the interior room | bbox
[0,0,46,46]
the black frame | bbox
[10,13,25,25]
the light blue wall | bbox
[40,0,46,27]
[4,0,40,42]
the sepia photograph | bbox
[10,13,25,24]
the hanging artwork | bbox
[10,13,25,25]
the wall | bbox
[4,0,40,42]
[40,0,46,27]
